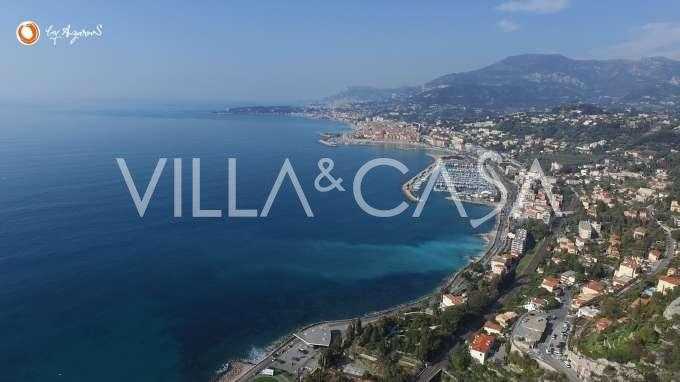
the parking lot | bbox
[270,338,320,376]
[528,291,580,381]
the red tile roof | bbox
[532,297,546,306]
[542,277,560,288]
[659,275,680,286]
[585,280,605,293]
[596,318,613,332]
[443,294,466,305]
[469,333,495,354]
[483,320,503,333]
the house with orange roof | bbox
[571,293,596,309]
[615,257,642,279]
[540,277,560,293]
[469,333,495,364]
[582,280,605,296]
[441,294,467,309]
[572,281,605,309]
[629,297,650,310]
[483,320,503,336]
[624,210,638,219]
[638,211,649,222]
[524,297,546,312]
[557,237,576,254]
[596,318,613,332]
[657,275,680,295]
[495,311,518,328]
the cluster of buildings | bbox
[439,228,532,364]
[487,229,528,278]
[351,118,421,143]
[512,180,561,224]
[438,228,533,364]
[421,127,465,150]
[299,102,680,379]
[468,310,520,364]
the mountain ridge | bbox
[323,54,680,110]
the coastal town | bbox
[221,103,680,382]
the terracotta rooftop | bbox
[483,320,503,332]
[659,275,680,286]
[596,318,613,332]
[469,333,495,354]
[443,294,467,306]
[542,277,560,288]
[531,297,546,306]
[585,280,605,293]
[622,257,642,269]
[629,298,650,309]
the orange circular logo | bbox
[17,21,40,46]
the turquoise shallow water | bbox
[0,105,492,381]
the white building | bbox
[469,333,495,364]
[511,229,528,255]
[578,220,592,240]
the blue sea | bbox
[0,104,493,382]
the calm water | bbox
[0,105,492,382]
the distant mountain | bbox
[324,54,680,110]
[322,85,418,105]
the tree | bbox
[319,335,344,369]
[439,307,464,334]
[590,263,609,279]
[416,330,442,362]
[600,296,620,318]
[449,344,471,372]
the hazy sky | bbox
[3,0,680,103]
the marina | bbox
[403,156,498,206]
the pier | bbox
[402,162,436,202]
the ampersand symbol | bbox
[314,158,345,192]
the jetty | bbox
[402,162,436,202]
